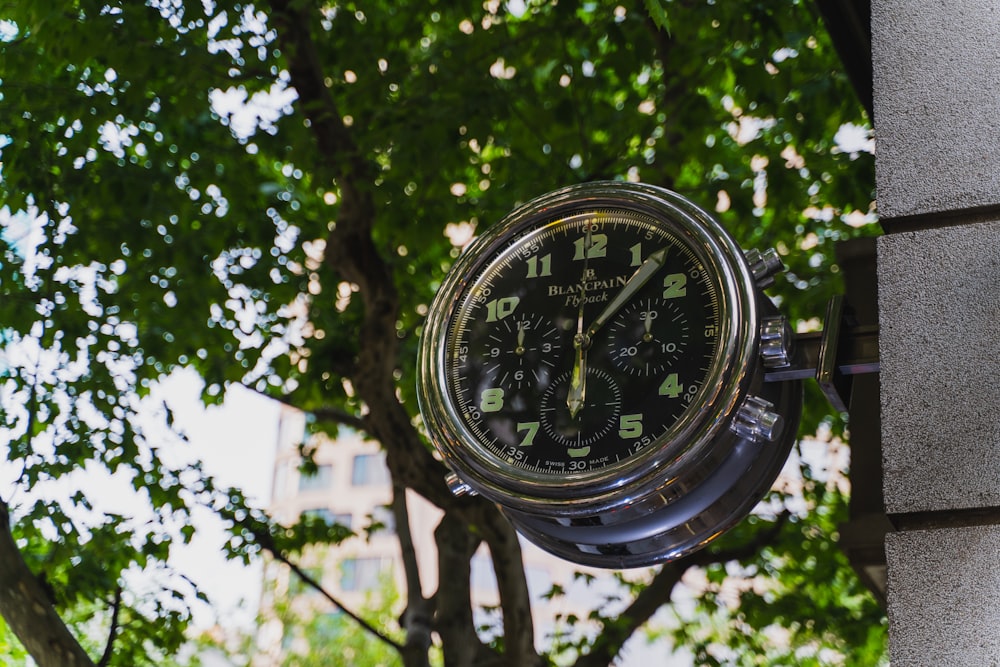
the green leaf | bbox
[644,0,672,34]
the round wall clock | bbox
[417,182,801,568]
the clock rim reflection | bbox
[418,182,761,518]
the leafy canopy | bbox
[0,0,881,665]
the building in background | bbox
[255,406,679,665]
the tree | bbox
[0,1,882,666]
[244,549,407,667]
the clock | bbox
[417,182,801,568]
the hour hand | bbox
[566,334,587,418]
[587,247,667,339]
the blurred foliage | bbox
[200,560,411,667]
[671,442,888,665]
[0,615,29,665]
[0,0,882,665]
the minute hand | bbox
[586,247,668,339]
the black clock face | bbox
[443,209,722,476]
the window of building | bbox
[351,453,391,486]
[302,507,334,524]
[298,463,333,492]
[301,508,353,530]
[340,557,392,592]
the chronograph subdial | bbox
[606,298,689,376]
[539,368,622,455]
[480,313,562,390]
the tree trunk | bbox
[0,501,95,667]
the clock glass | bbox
[443,209,722,478]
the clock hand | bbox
[567,331,587,418]
[567,227,594,418]
[586,246,668,339]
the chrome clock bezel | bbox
[417,182,764,519]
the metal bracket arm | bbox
[764,295,880,412]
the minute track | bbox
[437,208,722,475]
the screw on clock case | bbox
[417,182,803,568]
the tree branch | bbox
[267,542,404,653]
[393,485,433,667]
[433,512,499,667]
[574,511,792,667]
[572,561,688,667]
[479,513,545,667]
[267,9,553,667]
[0,334,97,667]
[645,10,693,192]
[97,585,123,667]
[0,500,96,667]
[267,0,453,508]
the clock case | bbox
[417,182,802,568]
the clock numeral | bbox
[573,233,607,260]
[516,421,539,447]
[619,413,643,438]
[704,324,718,338]
[659,372,682,398]
[485,296,519,322]
[617,345,639,359]
[629,242,643,267]
[526,253,552,278]
[480,387,505,412]
[662,273,687,299]
[504,445,526,461]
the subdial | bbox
[480,313,561,390]
[606,298,689,376]
[539,369,622,454]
